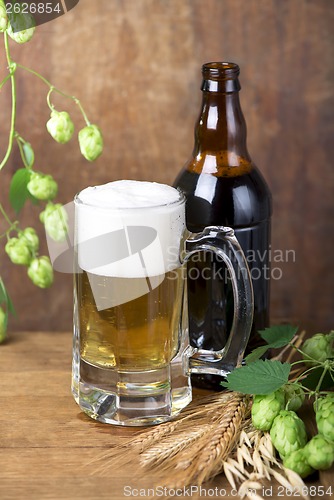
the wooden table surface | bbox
[0,331,333,500]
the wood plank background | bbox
[0,0,333,333]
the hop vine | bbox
[0,1,104,342]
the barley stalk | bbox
[90,391,238,475]
[222,424,310,500]
[89,332,313,497]
[161,394,247,488]
[140,425,210,468]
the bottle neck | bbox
[193,89,250,162]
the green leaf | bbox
[245,345,269,364]
[259,325,298,349]
[244,325,298,364]
[9,168,32,213]
[0,279,7,306]
[5,289,15,315]
[0,277,15,315]
[22,142,34,168]
[221,359,291,394]
[27,192,40,205]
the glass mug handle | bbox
[183,226,254,377]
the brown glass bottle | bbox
[174,62,272,390]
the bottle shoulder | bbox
[185,150,253,177]
[174,164,272,229]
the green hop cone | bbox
[270,410,308,459]
[46,110,75,144]
[251,388,285,431]
[302,333,333,365]
[304,434,334,470]
[27,256,53,289]
[284,383,305,411]
[0,0,8,32]
[6,5,35,44]
[0,306,7,343]
[20,227,39,254]
[78,124,103,161]
[5,237,32,266]
[27,172,58,201]
[283,448,314,478]
[40,203,68,242]
[316,394,334,441]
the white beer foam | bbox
[79,180,181,208]
[75,180,185,278]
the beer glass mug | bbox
[72,180,253,426]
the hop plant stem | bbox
[0,31,92,172]
[0,203,19,242]
[16,64,91,125]
[0,203,14,228]
[15,133,31,169]
[0,32,17,171]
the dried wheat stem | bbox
[133,391,235,453]
[130,421,180,452]
[90,391,238,475]
[89,333,315,496]
[223,421,311,500]
[272,335,299,361]
[283,468,310,500]
[271,330,307,364]
[183,395,246,485]
[285,330,307,363]
[140,425,211,469]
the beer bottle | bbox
[174,62,272,390]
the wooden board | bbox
[0,330,333,499]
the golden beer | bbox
[77,268,184,371]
